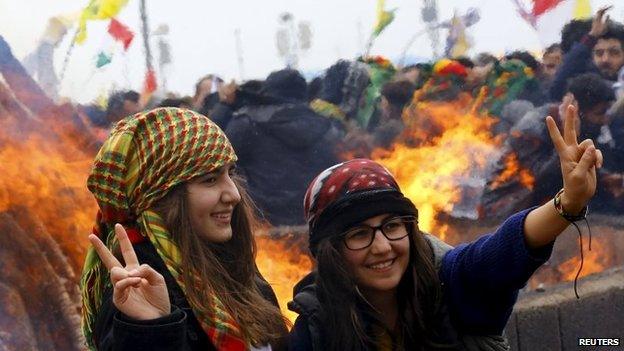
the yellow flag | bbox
[95,90,109,110]
[94,0,129,19]
[76,0,129,44]
[76,18,89,44]
[373,0,396,37]
[573,0,591,19]
[447,15,469,58]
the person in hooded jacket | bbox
[225,69,341,226]
[287,103,602,350]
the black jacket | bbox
[287,234,518,351]
[225,103,341,225]
[93,241,281,350]
[287,235,463,351]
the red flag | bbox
[143,69,157,94]
[532,0,564,17]
[108,18,134,50]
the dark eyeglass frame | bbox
[340,215,417,251]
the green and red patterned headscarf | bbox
[80,107,248,350]
[477,59,537,116]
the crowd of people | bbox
[0,6,622,351]
[2,9,622,224]
[148,8,622,222]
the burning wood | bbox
[0,115,95,272]
[0,211,85,350]
[489,152,535,191]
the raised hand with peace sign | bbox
[89,224,171,320]
[546,104,603,213]
[523,104,603,248]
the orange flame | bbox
[255,231,313,324]
[527,234,620,291]
[558,238,613,282]
[372,93,502,239]
[489,152,535,190]
[0,111,96,271]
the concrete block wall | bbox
[505,266,624,351]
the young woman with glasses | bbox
[288,106,602,350]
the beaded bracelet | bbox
[553,189,588,222]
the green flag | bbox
[96,51,112,68]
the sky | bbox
[0,0,622,103]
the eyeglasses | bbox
[341,216,417,250]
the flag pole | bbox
[59,27,80,83]
[234,28,245,81]
[363,33,375,58]
[139,0,153,73]
[139,0,156,102]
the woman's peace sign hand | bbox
[546,105,603,213]
[89,224,171,320]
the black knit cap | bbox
[303,159,418,256]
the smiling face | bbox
[186,163,241,243]
[341,213,410,295]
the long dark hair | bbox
[314,221,457,350]
[152,176,288,347]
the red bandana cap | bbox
[303,159,417,255]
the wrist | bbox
[117,308,177,325]
[132,304,171,321]
[555,189,588,222]
[560,193,585,215]
[581,34,599,47]
[139,309,171,321]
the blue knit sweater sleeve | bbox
[440,208,554,335]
